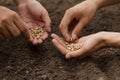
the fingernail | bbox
[66,54,71,59]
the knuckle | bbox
[59,24,64,30]
[65,8,72,15]
[65,9,70,14]
[22,27,27,32]
[10,12,18,18]
[59,23,67,30]
[1,17,9,25]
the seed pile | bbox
[66,42,82,51]
[30,27,44,39]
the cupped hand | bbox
[0,6,29,41]
[59,0,98,42]
[51,33,106,59]
[18,0,51,45]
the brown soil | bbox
[0,0,120,80]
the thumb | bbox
[42,11,51,32]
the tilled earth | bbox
[0,0,120,80]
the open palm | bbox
[18,1,51,45]
[51,33,105,59]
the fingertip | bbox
[52,39,56,43]
[51,33,58,39]
[51,33,55,37]
[72,34,78,41]
[38,39,43,44]
[41,32,48,40]
[65,54,71,59]
[45,26,51,32]
[32,39,38,45]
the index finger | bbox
[13,14,30,39]
[59,9,74,41]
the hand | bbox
[0,6,29,41]
[51,33,106,59]
[59,0,98,42]
[18,0,51,45]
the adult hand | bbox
[18,0,51,45]
[0,6,29,41]
[51,32,106,59]
[59,0,98,42]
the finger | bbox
[52,39,69,55]
[0,25,12,39]
[42,12,51,32]
[51,33,66,47]
[59,10,73,41]
[40,31,48,41]
[28,29,34,42]
[72,18,87,40]
[13,14,30,39]
[3,21,21,38]
[0,33,5,41]
[32,38,38,45]
[37,38,43,44]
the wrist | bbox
[87,0,120,9]
[86,0,103,9]
[97,31,120,47]
[13,0,36,6]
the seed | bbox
[70,38,73,42]
[30,27,44,39]
[66,42,82,51]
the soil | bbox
[0,0,120,80]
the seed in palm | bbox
[30,27,44,39]
[66,42,82,51]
